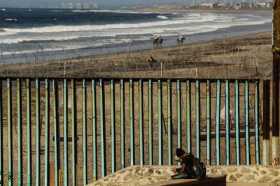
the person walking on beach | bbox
[153,35,164,48]
[177,35,186,45]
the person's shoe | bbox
[171,173,189,179]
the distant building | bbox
[256,2,266,7]
[256,1,273,8]
[67,3,74,9]
[213,2,227,8]
[80,3,98,10]
[199,3,214,8]
[241,2,252,8]
[60,1,98,9]
[75,3,82,9]
[266,2,273,8]
[90,3,98,9]
[233,3,242,9]
[197,0,272,9]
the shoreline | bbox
[0,22,272,65]
[0,9,272,64]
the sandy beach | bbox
[0,31,272,79]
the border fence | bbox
[0,78,267,185]
[0,1,279,184]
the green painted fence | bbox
[0,78,261,185]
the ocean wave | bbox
[4,18,18,22]
[71,9,155,14]
[0,38,72,44]
[0,13,271,45]
[157,15,168,20]
[0,37,135,55]
[1,13,219,35]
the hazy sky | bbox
[0,0,190,8]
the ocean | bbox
[0,8,272,64]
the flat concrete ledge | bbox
[148,176,226,186]
[207,166,280,183]
[89,166,280,186]
[227,184,278,186]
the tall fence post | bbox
[158,80,163,165]
[83,79,88,184]
[272,0,280,165]
[111,80,116,172]
[7,79,13,186]
[0,80,2,185]
[52,80,59,186]
[148,80,153,165]
[45,79,50,186]
[35,79,40,186]
[262,80,271,165]
[17,79,23,185]
[72,79,77,184]
[120,80,126,168]
[63,79,68,185]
